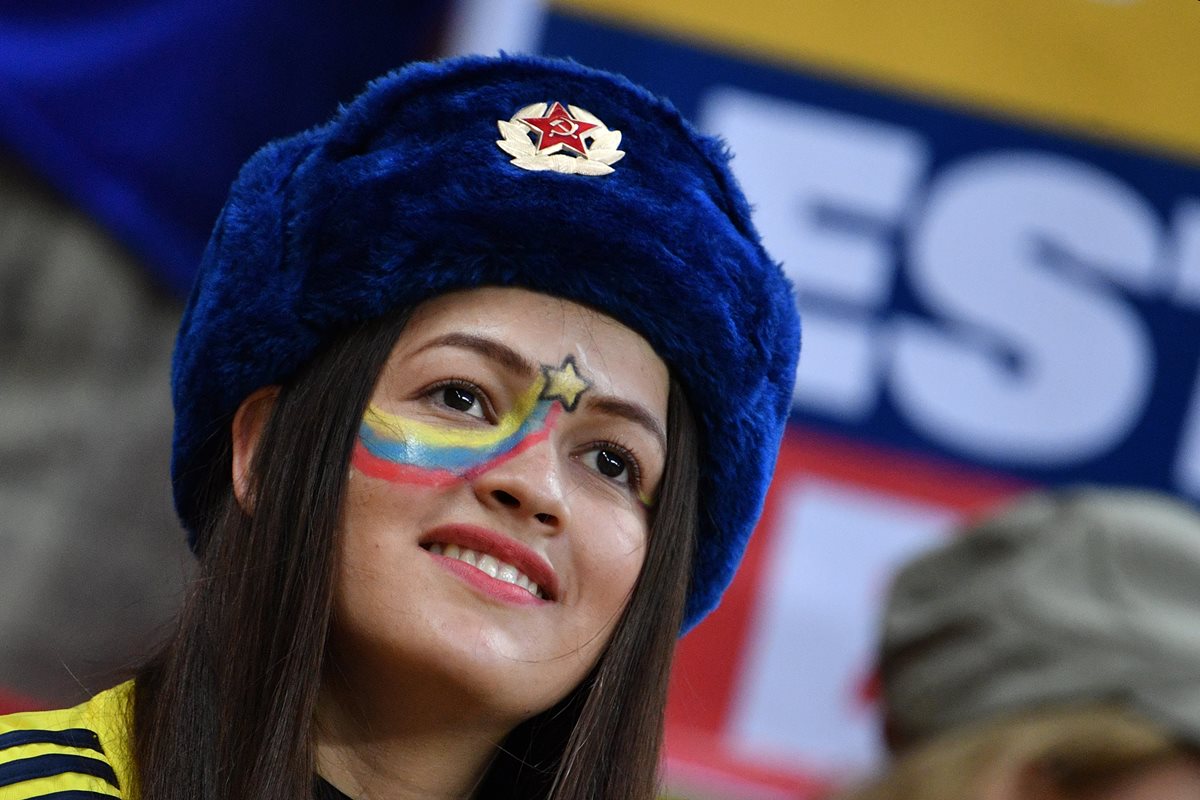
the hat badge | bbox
[496,101,624,176]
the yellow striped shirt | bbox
[0,682,133,799]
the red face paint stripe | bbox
[351,442,460,487]
[460,404,561,480]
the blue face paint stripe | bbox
[358,401,554,474]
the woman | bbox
[0,55,800,800]
[840,488,1200,800]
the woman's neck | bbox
[313,675,511,800]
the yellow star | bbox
[539,356,591,412]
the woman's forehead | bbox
[411,286,616,329]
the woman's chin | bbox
[327,612,588,727]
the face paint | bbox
[636,487,655,510]
[352,357,588,488]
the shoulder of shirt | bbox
[0,680,135,799]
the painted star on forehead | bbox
[520,102,599,156]
[539,356,591,412]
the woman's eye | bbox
[440,385,485,418]
[584,447,634,485]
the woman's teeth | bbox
[427,543,544,599]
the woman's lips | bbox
[421,524,559,604]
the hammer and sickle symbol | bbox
[549,117,581,136]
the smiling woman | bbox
[0,55,799,800]
[313,290,673,796]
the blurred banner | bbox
[451,0,1200,795]
[3,1,1197,795]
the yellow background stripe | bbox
[552,0,1200,163]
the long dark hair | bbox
[132,306,699,800]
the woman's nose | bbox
[471,440,570,532]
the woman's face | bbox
[332,287,669,726]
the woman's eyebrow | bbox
[413,333,537,378]
[413,333,666,451]
[587,396,667,455]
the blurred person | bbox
[839,487,1200,800]
[0,2,450,706]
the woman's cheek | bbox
[578,512,648,613]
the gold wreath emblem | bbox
[496,103,625,176]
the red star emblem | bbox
[520,102,599,157]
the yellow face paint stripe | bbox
[364,378,545,449]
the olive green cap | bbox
[881,487,1200,753]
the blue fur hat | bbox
[172,53,800,630]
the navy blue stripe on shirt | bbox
[0,728,104,753]
[0,753,119,789]
[24,793,117,799]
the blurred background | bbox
[1,2,1197,797]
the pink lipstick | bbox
[421,524,559,606]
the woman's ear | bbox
[231,386,280,514]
